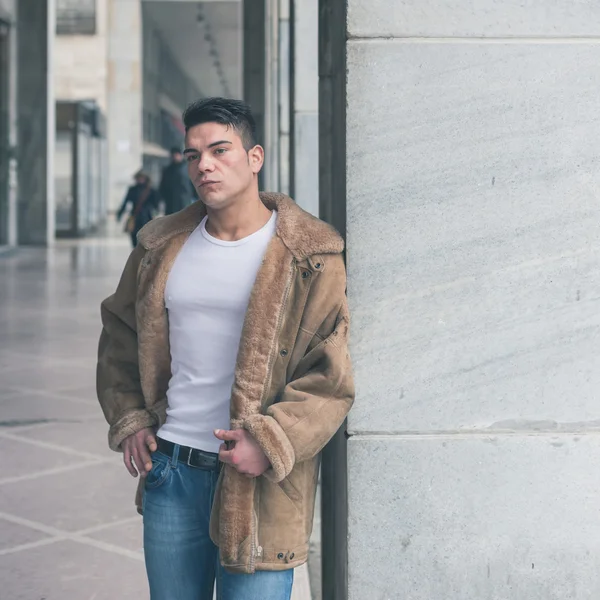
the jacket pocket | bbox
[276,474,304,517]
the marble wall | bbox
[344,2,600,598]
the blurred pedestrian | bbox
[97,98,354,600]
[159,147,196,215]
[116,170,159,247]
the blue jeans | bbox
[142,446,294,600]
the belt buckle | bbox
[186,447,195,468]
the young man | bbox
[97,98,354,600]
[159,146,197,215]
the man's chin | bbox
[199,192,226,208]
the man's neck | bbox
[205,193,272,242]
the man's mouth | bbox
[199,180,218,187]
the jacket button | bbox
[315,263,321,269]
[301,271,310,279]
[280,349,288,357]
[290,552,295,560]
[277,553,284,560]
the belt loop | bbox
[171,443,180,467]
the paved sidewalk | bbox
[0,236,311,600]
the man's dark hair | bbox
[182,97,257,151]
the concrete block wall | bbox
[344,2,600,599]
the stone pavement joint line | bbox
[0,429,117,463]
[0,510,144,561]
[0,459,104,486]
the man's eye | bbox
[186,154,198,162]
[214,148,226,155]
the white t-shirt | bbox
[157,211,278,453]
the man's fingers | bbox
[131,447,146,476]
[214,429,243,442]
[146,434,157,453]
[219,448,235,464]
[123,447,137,477]
[138,445,153,474]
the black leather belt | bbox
[156,437,221,471]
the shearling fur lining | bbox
[137,193,344,259]
[215,235,294,570]
[242,414,295,483]
[108,408,157,451]
[216,468,255,569]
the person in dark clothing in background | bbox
[117,170,159,247]
[159,147,197,215]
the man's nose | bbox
[198,156,214,173]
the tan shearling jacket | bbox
[96,193,354,573]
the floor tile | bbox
[0,519,51,551]
[0,461,138,533]
[83,518,144,555]
[17,419,115,461]
[0,539,148,600]
[0,437,87,482]
[0,393,98,428]
[0,364,95,393]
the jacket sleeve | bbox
[242,256,354,483]
[96,245,157,451]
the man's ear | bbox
[248,145,264,174]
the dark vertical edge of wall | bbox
[288,0,296,198]
[16,0,49,245]
[243,0,266,189]
[319,0,348,599]
[318,0,346,238]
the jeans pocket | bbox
[145,453,172,490]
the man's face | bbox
[184,122,263,209]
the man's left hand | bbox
[215,428,271,477]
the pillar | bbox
[290,0,318,215]
[277,0,290,195]
[243,0,266,188]
[16,0,55,245]
[318,0,347,598]
[107,0,142,212]
[320,0,600,598]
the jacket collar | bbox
[137,192,344,259]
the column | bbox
[318,0,347,599]
[335,1,600,598]
[277,0,290,195]
[243,0,266,188]
[264,0,279,191]
[16,0,55,245]
[290,0,318,215]
[107,0,142,212]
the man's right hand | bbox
[122,428,157,478]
